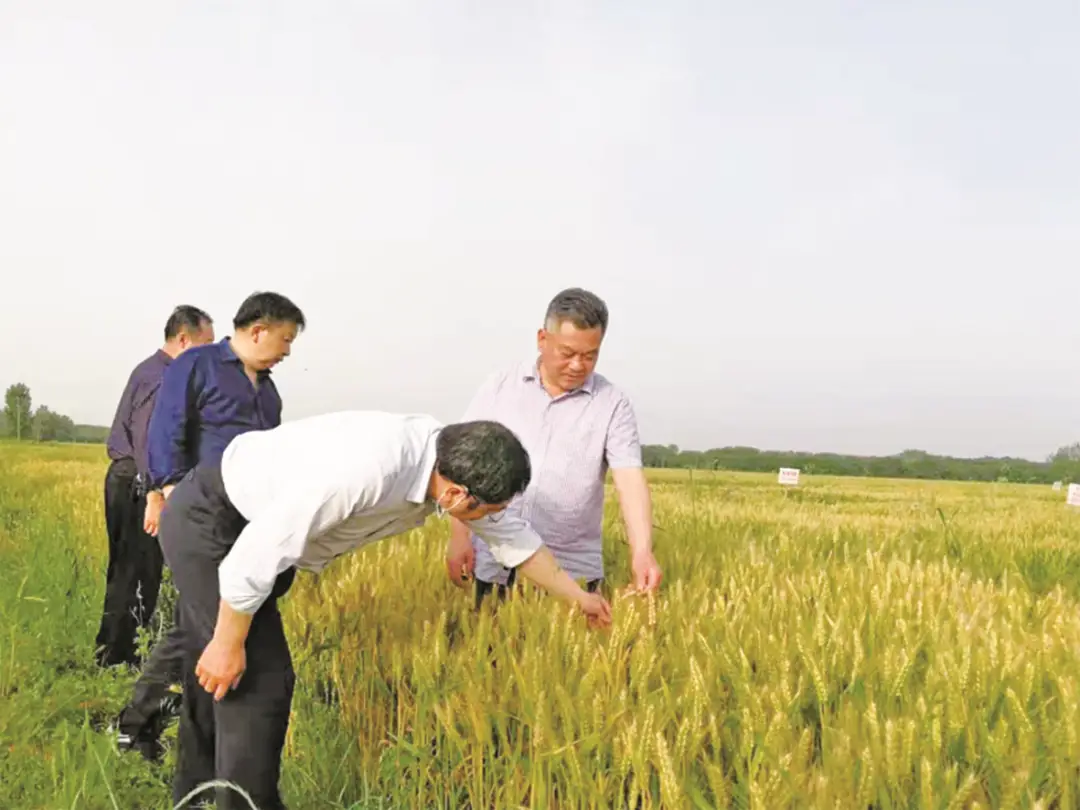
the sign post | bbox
[778,467,800,487]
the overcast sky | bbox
[2,1,1078,460]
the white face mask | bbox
[433,488,469,519]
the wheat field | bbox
[2,442,1080,809]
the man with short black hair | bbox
[162,411,611,810]
[446,287,662,604]
[148,290,306,492]
[94,305,214,669]
[114,291,305,760]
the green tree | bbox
[1050,442,1080,462]
[53,413,76,442]
[30,405,77,443]
[3,383,32,440]
[31,405,51,442]
[638,439,1064,484]
[1047,442,1080,484]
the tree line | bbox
[6,379,1080,484]
[642,443,1080,485]
[2,383,108,444]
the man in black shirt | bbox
[95,305,214,670]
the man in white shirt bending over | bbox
[156,410,610,810]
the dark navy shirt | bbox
[106,349,173,479]
[146,338,282,489]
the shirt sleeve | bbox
[605,394,644,470]
[107,371,138,450]
[147,354,198,489]
[218,478,371,615]
[129,377,162,480]
[466,512,542,569]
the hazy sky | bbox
[2,2,1079,460]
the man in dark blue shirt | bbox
[146,310,296,490]
[115,291,305,763]
[95,305,214,670]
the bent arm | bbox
[468,513,592,605]
[218,485,359,619]
[516,545,595,604]
[449,515,472,550]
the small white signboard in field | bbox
[778,467,800,486]
[1053,481,1063,491]
[1067,484,1080,507]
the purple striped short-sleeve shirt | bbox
[463,358,643,584]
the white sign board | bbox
[778,467,800,486]
[1067,484,1080,507]
[1053,481,1063,491]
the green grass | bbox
[0,444,390,809]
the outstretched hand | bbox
[630,549,662,593]
[577,591,612,629]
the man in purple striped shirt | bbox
[445,288,662,604]
[96,306,215,669]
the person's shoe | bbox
[114,728,134,752]
[113,701,175,764]
[115,721,166,764]
[112,721,158,760]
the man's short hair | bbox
[164,305,212,341]
[544,287,609,333]
[436,420,531,505]
[233,292,306,331]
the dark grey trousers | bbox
[116,612,184,741]
[158,463,296,810]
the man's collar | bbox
[218,337,241,363]
[219,337,271,376]
[406,429,439,504]
[520,357,595,395]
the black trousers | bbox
[159,464,296,810]
[474,566,602,610]
[95,458,165,668]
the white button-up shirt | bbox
[462,359,643,584]
[217,410,543,614]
